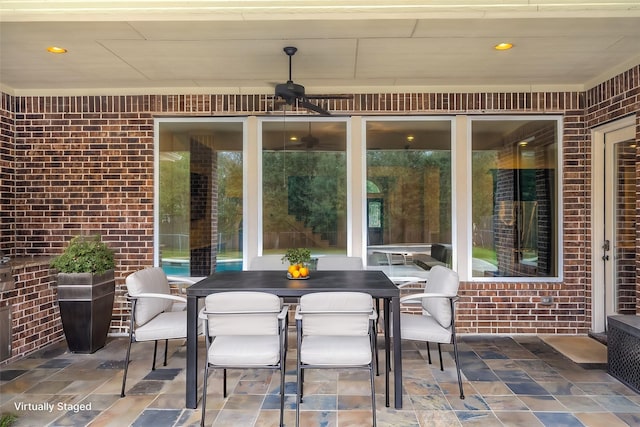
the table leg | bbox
[383,298,390,407]
[186,295,198,409]
[391,295,403,409]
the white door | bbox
[592,116,637,333]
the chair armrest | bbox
[167,276,205,293]
[400,292,458,304]
[278,306,289,332]
[167,275,205,285]
[295,305,377,319]
[128,292,187,304]
[391,276,427,288]
[396,281,426,289]
[278,305,289,320]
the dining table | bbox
[185,269,403,409]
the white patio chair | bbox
[200,292,288,427]
[397,265,465,399]
[249,255,290,270]
[315,255,363,270]
[295,292,377,427]
[317,255,382,375]
[121,267,191,397]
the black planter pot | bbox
[56,270,115,353]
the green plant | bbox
[50,235,116,274]
[282,248,311,266]
[0,413,17,427]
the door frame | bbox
[591,115,636,333]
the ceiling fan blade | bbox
[301,99,331,115]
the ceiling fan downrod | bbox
[283,46,297,85]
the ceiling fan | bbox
[274,46,351,116]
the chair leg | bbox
[426,342,432,364]
[200,364,209,427]
[369,329,378,427]
[385,337,390,408]
[296,365,302,427]
[385,359,390,408]
[163,339,169,366]
[152,340,158,370]
[437,343,444,371]
[370,363,377,427]
[279,363,285,427]
[120,337,133,397]
[452,335,465,399]
[372,323,379,376]
[223,369,227,398]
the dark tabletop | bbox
[186,270,398,298]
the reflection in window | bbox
[262,120,347,256]
[472,119,558,278]
[158,121,244,275]
[365,119,452,270]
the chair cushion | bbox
[170,301,187,312]
[300,336,371,365]
[299,292,372,336]
[399,312,451,344]
[205,292,281,336]
[134,310,187,342]
[126,267,173,326]
[422,266,459,328]
[208,335,280,366]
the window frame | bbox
[466,115,564,283]
[153,116,248,272]
[153,114,563,282]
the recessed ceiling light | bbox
[494,42,513,51]
[406,135,415,142]
[47,46,67,54]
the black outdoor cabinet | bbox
[608,315,640,393]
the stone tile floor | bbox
[1,334,639,426]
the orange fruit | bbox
[288,265,298,274]
[299,267,308,277]
[291,270,301,278]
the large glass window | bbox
[365,119,452,275]
[261,119,347,257]
[158,120,244,275]
[471,119,559,278]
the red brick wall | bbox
[0,93,14,254]
[0,65,638,355]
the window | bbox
[365,119,452,271]
[471,118,559,278]
[155,116,561,281]
[261,119,348,257]
[157,120,244,275]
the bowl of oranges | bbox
[282,248,311,280]
[287,264,310,280]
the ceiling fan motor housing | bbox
[275,82,305,104]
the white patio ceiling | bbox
[1,1,640,96]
